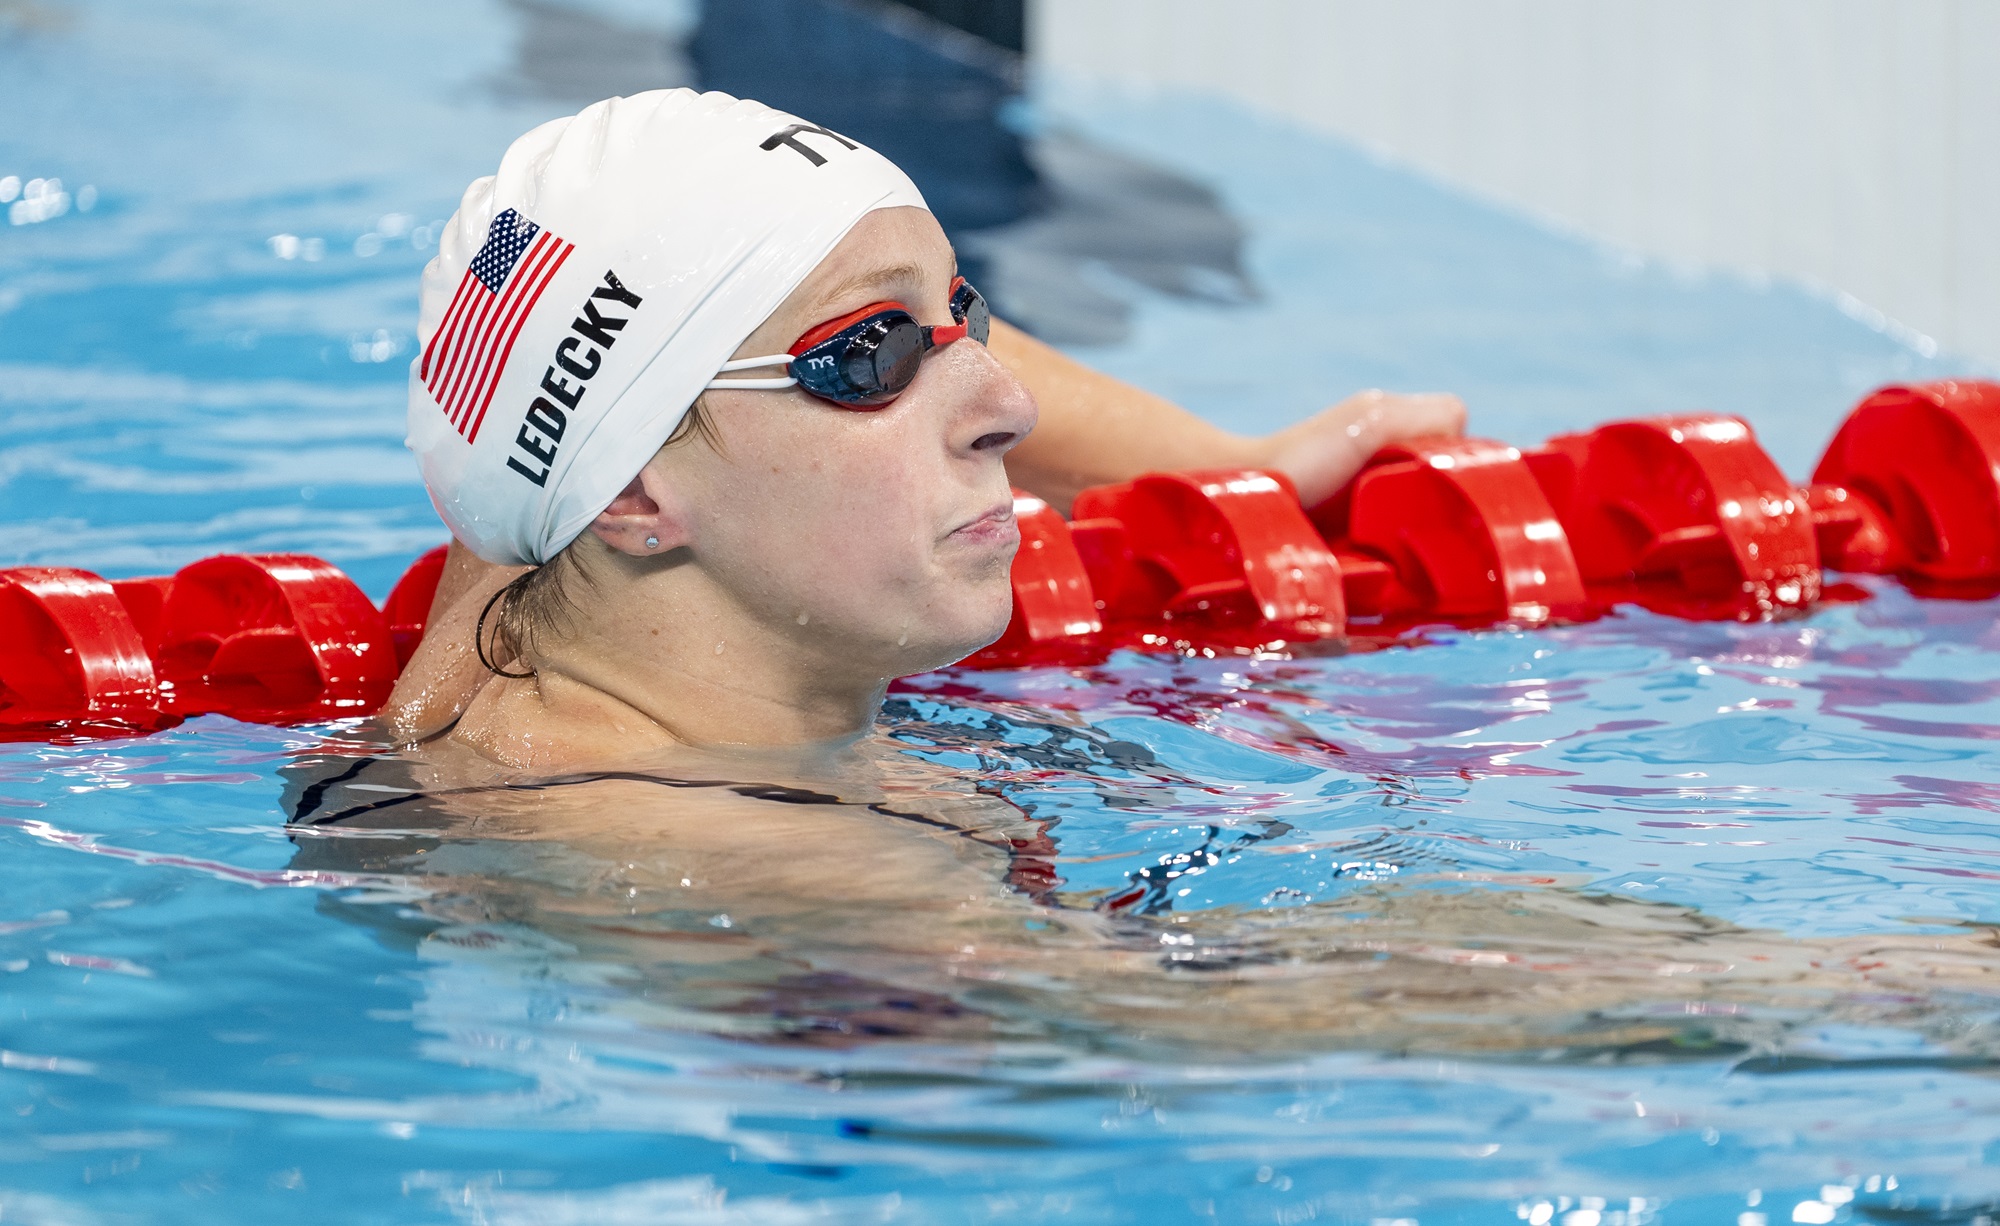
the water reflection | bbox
[10,592,2000,1217]
[283,718,2000,1076]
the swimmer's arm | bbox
[989,318,1467,513]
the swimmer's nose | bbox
[943,340,1037,458]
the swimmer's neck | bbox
[450,601,889,768]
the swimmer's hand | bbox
[1258,389,1468,509]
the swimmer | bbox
[382,89,1464,763]
[292,91,1997,1067]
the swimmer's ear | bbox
[586,460,693,558]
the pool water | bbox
[5,1,2000,1222]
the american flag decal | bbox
[420,208,574,443]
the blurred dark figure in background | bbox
[504,0,1255,346]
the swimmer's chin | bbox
[895,590,1016,675]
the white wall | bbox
[1030,0,2000,365]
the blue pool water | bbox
[5,2,2000,1222]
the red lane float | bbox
[383,544,450,668]
[987,437,1599,658]
[0,568,169,739]
[1318,436,1590,627]
[1530,413,1820,618]
[109,575,175,659]
[977,380,2000,656]
[6,379,2000,738]
[156,554,395,722]
[1071,469,1346,649]
[1811,380,2000,590]
[1,553,397,734]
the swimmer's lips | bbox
[943,502,1019,550]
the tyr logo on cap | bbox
[761,123,858,167]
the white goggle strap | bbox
[705,353,797,391]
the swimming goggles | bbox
[706,277,991,407]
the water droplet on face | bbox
[796,611,809,626]
[713,641,725,654]
[898,631,909,647]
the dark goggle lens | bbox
[950,277,990,344]
[842,315,926,404]
[790,283,990,407]
[790,311,925,406]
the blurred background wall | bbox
[1029,0,2000,366]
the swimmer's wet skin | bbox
[383,88,1466,757]
[284,737,2000,1062]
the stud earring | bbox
[644,536,660,550]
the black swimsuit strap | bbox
[288,764,1052,902]
[292,767,954,831]
[290,755,376,824]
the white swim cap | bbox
[406,89,928,565]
